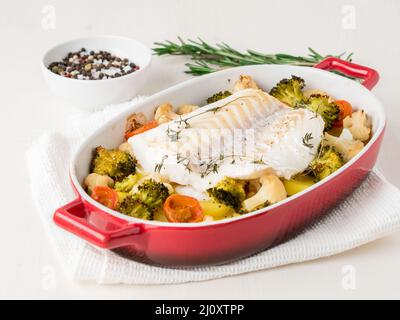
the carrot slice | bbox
[334,100,353,127]
[91,186,119,210]
[125,120,158,139]
[163,194,204,223]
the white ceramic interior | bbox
[70,64,386,226]
[41,36,152,110]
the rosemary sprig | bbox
[153,37,355,77]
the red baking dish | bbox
[53,57,384,266]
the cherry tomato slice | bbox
[163,194,204,223]
[91,186,119,210]
[125,120,158,139]
[334,100,353,127]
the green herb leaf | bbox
[153,38,355,78]
[302,132,314,149]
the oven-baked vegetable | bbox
[133,180,170,208]
[91,186,119,210]
[302,94,340,131]
[133,173,175,195]
[90,146,136,181]
[270,77,339,131]
[154,103,178,124]
[206,91,232,104]
[84,173,114,194]
[324,129,364,162]
[270,75,305,108]
[118,142,135,158]
[114,174,140,193]
[119,179,170,220]
[177,104,199,115]
[163,194,204,223]
[334,100,353,128]
[117,191,129,204]
[207,177,246,211]
[242,174,287,212]
[343,109,371,142]
[304,89,332,101]
[119,196,153,220]
[154,208,169,222]
[125,120,158,139]
[199,200,232,220]
[309,146,344,181]
[283,175,315,196]
[233,75,259,92]
[125,112,147,139]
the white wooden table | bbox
[1,0,400,299]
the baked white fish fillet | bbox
[129,89,325,192]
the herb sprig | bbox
[153,38,355,77]
[176,153,193,173]
[166,126,182,142]
[302,132,314,149]
[155,155,168,173]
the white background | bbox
[1,0,400,299]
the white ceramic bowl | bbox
[41,36,152,110]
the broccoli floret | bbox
[117,191,129,204]
[134,180,170,209]
[206,91,232,104]
[207,177,246,211]
[90,146,136,181]
[119,197,153,220]
[118,180,170,220]
[309,146,344,181]
[269,76,306,108]
[114,174,140,193]
[302,94,340,131]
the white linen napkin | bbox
[26,97,400,285]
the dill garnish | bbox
[176,153,192,173]
[177,116,191,129]
[252,156,267,165]
[200,159,220,178]
[302,132,314,149]
[154,155,168,173]
[166,126,181,142]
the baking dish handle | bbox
[314,57,380,90]
[53,198,143,249]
